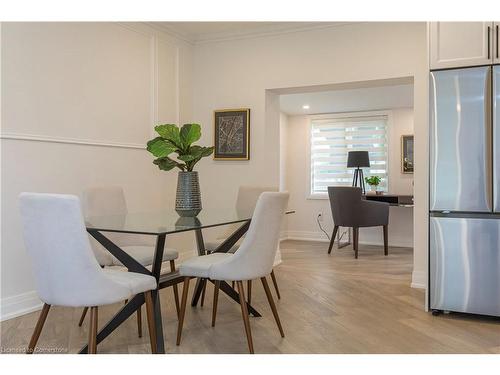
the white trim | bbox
[286,230,330,243]
[0,291,42,322]
[174,45,180,124]
[150,34,159,136]
[282,230,413,248]
[411,270,427,290]
[0,133,146,150]
[307,192,329,200]
[149,22,358,45]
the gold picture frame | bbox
[213,108,250,160]
[401,134,414,174]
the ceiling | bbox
[152,22,349,43]
[280,84,414,115]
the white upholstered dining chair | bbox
[176,192,289,354]
[19,193,158,354]
[202,186,282,305]
[78,186,180,335]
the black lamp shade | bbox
[347,151,370,168]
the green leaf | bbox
[155,124,182,148]
[153,157,184,171]
[146,137,177,158]
[180,123,201,149]
[177,153,198,162]
[199,146,214,157]
[177,146,214,162]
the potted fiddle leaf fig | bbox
[147,123,214,216]
[365,175,382,195]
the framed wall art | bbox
[213,108,250,160]
[401,134,414,174]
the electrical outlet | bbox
[317,212,324,221]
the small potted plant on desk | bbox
[365,176,382,195]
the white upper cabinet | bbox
[430,22,494,69]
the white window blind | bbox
[310,114,388,195]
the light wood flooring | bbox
[1,240,499,354]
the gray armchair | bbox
[327,186,389,258]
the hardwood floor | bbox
[1,240,499,354]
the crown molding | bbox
[143,22,195,45]
[149,22,359,45]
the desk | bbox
[364,194,414,207]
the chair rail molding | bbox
[0,132,146,150]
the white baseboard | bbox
[0,291,42,322]
[285,230,330,243]
[411,270,427,290]
[283,230,412,248]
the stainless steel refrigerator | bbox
[429,65,500,317]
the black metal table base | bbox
[79,220,261,354]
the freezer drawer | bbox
[430,216,500,316]
[430,67,492,212]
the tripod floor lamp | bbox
[347,151,370,194]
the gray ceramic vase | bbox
[175,171,202,217]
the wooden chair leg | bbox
[328,225,339,254]
[212,280,220,327]
[88,307,98,354]
[78,307,88,327]
[176,277,191,346]
[236,281,254,354]
[353,227,359,259]
[383,225,388,256]
[247,280,252,304]
[170,260,180,319]
[200,279,207,307]
[270,270,281,300]
[26,303,50,354]
[144,291,157,354]
[136,306,142,338]
[261,276,285,337]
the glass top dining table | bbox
[81,208,294,354]
[85,209,258,235]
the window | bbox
[310,113,388,197]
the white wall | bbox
[0,22,195,320]
[0,22,430,320]
[284,108,414,247]
[191,22,428,289]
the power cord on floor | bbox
[316,214,347,243]
[317,214,330,240]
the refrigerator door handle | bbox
[494,66,500,212]
[497,25,499,59]
[485,66,493,211]
[488,26,491,60]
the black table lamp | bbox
[347,151,370,194]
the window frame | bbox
[306,110,392,200]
